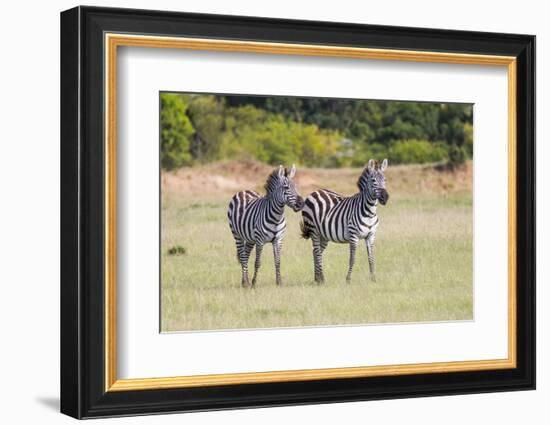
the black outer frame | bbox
[60,5,535,419]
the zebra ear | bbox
[278,165,285,178]
[381,158,388,171]
[367,159,375,172]
[288,164,296,178]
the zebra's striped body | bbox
[301,159,389,283]
[228,165,303,287]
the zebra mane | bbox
[357,161,378,191]
[264,168,287,193]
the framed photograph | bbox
[60,6,535,419]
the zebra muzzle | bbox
[292,197,305,212]
[379,189,389,205]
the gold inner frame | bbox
[104,33,517,392]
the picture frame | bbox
[60,5,535,419]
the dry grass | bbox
[161,161,473,332]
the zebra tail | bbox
[300,220,312,239]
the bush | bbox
[221,111,341,167]
[463,122,473,157]
[447,144,467,169]
[388,139,448,165]
[167,245,186,256]
[349,142,387,167]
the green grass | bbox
[161,180,473,332]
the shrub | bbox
[447,144,467,169]
[221,111,341,167]
[388,139,448,164]
[167,245,186,256]
[463,122,473,157]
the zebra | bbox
[300,159,389,284]
[228,165,304,288]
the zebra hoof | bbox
[370,275,377,283]
[242,282,250,288]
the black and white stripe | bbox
[228,165,304,287]
[300,159,389,283]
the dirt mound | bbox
[162,160,272,197]
[386,162,473,196]
[162,160,473,199]
[214,159,272,177]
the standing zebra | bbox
[228,165,304,287]
[300,159,389,284]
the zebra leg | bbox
[312,234,326,284]
[251,243,264,288]
[237,240,254,287]
[366,234,376,282]
[319,239,328,282]
[272,239,283,286]
[346,237,359,284]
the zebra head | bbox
[359,159,389,205]
[266,165,304,211]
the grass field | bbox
[161,161,473,332]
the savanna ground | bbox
[161,160,473,332]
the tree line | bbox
[160,93,473,170]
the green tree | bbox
[187,95,226,162]
[160,93,474,170]
[160,94,194,169]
